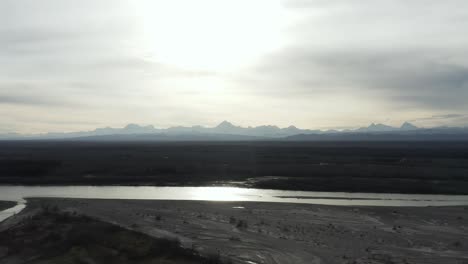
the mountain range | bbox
[1,121,468,141]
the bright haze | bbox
[1,0,468,133]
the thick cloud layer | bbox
[1,0,468,132]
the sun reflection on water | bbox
[189,187,256,201]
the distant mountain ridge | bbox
[1,121,468,141]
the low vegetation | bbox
[0,206,230,264]
[1,141,468,194]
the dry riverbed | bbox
[2,199,468,264]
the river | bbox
[1,185,468,222]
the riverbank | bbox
[0,201,15,211]
[3,198,467,264]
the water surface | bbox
[1,186,468,222]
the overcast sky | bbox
[1,0,468,133]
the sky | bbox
[1,0,468,133]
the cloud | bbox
[0,95,58,106]
[2,0,468,131]
[235,0,468,112]
[409,114,467,122]
[406,113,468,127]
[238,48,468,109]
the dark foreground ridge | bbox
[0,203,229,264]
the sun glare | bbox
[132,0,286,71]
[189,187,255,201]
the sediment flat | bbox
[3,198,467,264]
